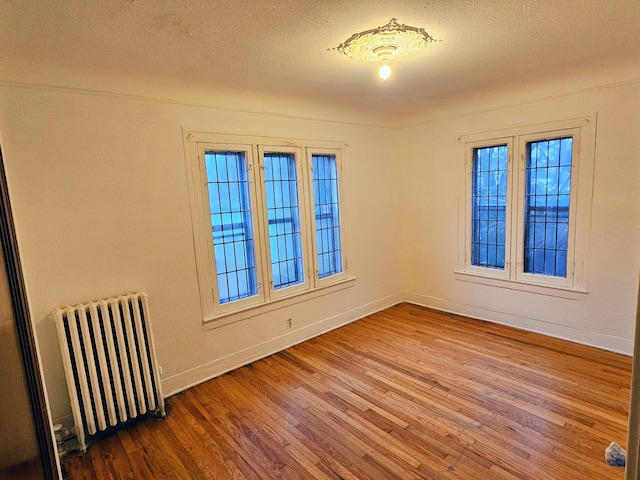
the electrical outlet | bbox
[286,318,292,329]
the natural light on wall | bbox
[332,18,435,81]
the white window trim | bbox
[514,128,582,288]
[306,147,349,288]
[257,145,312,300]
[456,116,596,295]
[195,142,267,316]
[202,276,356,331]
[183,129,351,325]
[463,137,514,281]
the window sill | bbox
[454,271,587,300]
[203,276,357,331]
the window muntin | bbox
[523,137,572,278]
[471,145,508,270]
[311,153,343,279]
[204,150,258,304]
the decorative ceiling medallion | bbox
[333,18,435,80]
[336,18,434,63]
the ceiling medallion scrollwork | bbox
[332,18,435,81]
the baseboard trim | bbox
[161,292,404,397]
[403,291,633,356]
[52,413,74,432]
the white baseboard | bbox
[403,291,633,356]
[52,412,74,432]
[161,292,403,398]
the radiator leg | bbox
[76,425,87,454]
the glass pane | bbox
[264,153,305,289]
[204,151,257,304]
[312,154,343,278]
[471,145,508,269]
[524,137,572,278]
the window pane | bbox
[471,145,508,269]
[204,151,257,303]
[524,137,572,278]
[264,153,305,289]
[312,154,343,279]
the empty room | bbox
[0,1,639,479]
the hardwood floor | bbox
[61,303,631,479]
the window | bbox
[523,137,573,278]
[262,150,305,290]
[311,151,343,281]
[459,117,595,292]
[185,132,348,321]
[471,144,508,270]
[205,150,257,304]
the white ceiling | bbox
[1,0,639,121]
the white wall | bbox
[1,66,638,425]
[399,78,640,354]
[0,85,403,421]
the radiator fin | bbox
[54,292,165,452]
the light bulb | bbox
[378,64,391,80]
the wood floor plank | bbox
[62,303,630,479]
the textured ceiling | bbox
[1,0,639,121]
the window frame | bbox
[457,116,596,294]
[465,137,514,281]
[306,147,348,288]
[514,129,582,288]
[196,143,267,315]
[184,130,350,324]
[257,145,311,300]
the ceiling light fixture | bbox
[334,18,434,81]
